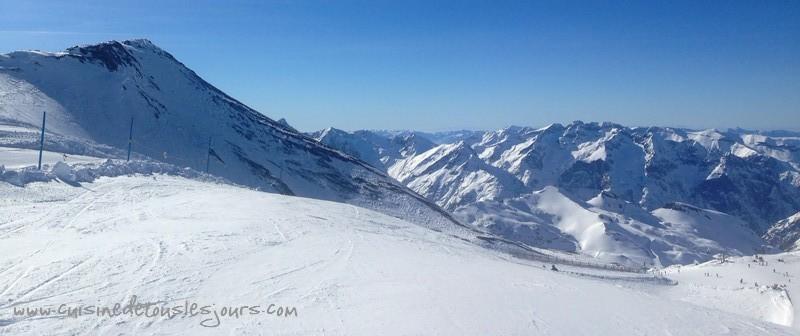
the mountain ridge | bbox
[0,39,469,237]
[311,122,800,265]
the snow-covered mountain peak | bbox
[687,128,736,153]
[395,141,481,179]
[119,38,161,50]
[64,40,142,72]
[388,141,526,210]
[0,39,468,235]
[390,132,435,157]
[534,122,565,133]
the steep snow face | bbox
[388,142,525,211]
[0,174,794,335]
[694,154,800,232]
[765,212,800,251]
[480,124,573,189]
[568,128,646,201]
[639,128,713,210]
[388,132,435,160]
[311,127,386,170]
[0,40,462,233]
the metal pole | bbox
[205,137,212,173]
[127,117,134,161]
[37,111,46,170]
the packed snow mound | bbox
[0,175,792,335]
[0,39,464,235]
[0,158,223,187]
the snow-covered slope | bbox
[456,187,767,267]
[660,252,800,330]
[388,141,525,211]
[765,212,800,251]
[0,39,463,234]
[0,172,794,335]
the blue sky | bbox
[1,1,798,131]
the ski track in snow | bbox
[0,173,796,335]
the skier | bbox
[551,264,559,272]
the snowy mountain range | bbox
[0,39,469,237]
[3,39,799,268]
[311,123,800,266]
[3,39,800,334]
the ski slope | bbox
[659,253,800,330]
[0,169,794,335]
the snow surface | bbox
[0,147,103,169]
[660,253,800,330]
[0,171,794,335]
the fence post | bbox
[37,111,46,170]
[205,137,212,173]
[127,117,134,161]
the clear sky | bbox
[1,1,798,132]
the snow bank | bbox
[0,159,226,187]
